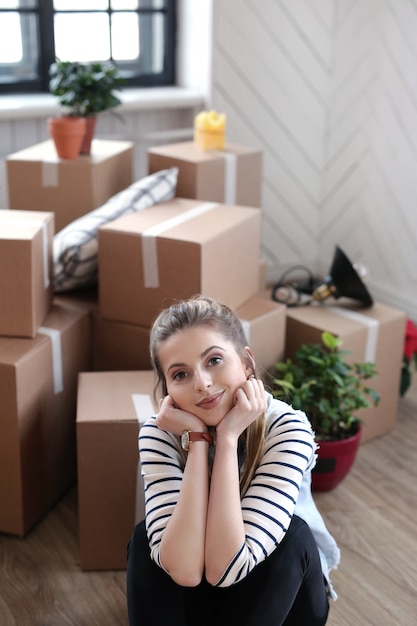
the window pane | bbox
[111,12,163,72]
[110,0,138,8]
[54,13,110,61]
[111,13,139,61]
[0,0,36,7]
[0,13,22,61]
[54,0,108,9]
[111,1,165,7]
[147,12,164,73]
[0,13,38,83]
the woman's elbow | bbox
[170,568,204,588]
[205,565,225,587]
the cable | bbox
[271,265,322,307]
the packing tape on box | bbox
[131,393,156,524]
[330,306,379,362]
[42,160,59,187]
[131,393,155,425]
[38,326,64,394]
[0,216,50,289]
[40,221,50,289]
[223,152,237,204]
[142,202,219,288]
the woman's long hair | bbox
[149,295,266,496]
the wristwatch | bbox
[181,430,213,451]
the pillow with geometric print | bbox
[53,166,178,292]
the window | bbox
[0,0,176,94]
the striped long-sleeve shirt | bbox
[138,392,340,594]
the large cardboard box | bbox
[98,197,261,328]
[7,139,134,232]
[92,313,151,372]
[77,370,155,570]
[0,303,92,536]
[285,301,407,443]
[148,141,262,208]
[0,209,54,338]
[236,296,286,377]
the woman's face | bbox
[158,325,253,427]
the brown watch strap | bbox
[188,431,213,445]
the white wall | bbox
[210,0,417,319]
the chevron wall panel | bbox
[211,0,417,317]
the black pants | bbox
[126,515,329,626]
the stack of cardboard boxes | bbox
[1,139,133,542]
[0,209,92,537]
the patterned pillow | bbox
[53,167,178,292]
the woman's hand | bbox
[155,394,207,436]
[216,376,267,440]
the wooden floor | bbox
[1,387,417,625]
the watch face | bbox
[181,430,190,451]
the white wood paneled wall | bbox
[211,0,417,318]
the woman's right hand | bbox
[155,395,207,436]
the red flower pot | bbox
[312,426,361,491]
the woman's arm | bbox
[204,378,266,585]
[140,396,210,587]
[158,436,209,586]
[206,397,316,587]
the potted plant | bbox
[271,331,380,491]
[400,319,417,396]
[48,60,125,158]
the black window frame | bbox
[0,0,176,95]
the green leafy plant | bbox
[271,331,380,440]
[49,60,125,117]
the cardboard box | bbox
[0,209,54,338]
[98,197,261,327]
[285,301,407,443]
[53,286,99,315]
[92,313,151,372]
[7,139,134,232]
[0,303,92,536]
[236,296,286,376]
[77,370,155,570]
[148,141,262,208]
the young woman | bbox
[126,296,340,626]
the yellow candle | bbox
[194,110,226,150]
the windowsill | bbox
[0,86,205,120]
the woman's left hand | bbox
[216,376,266,440]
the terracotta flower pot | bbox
[80,116,97,155]
[48,116,87,160]
[312,426,361,491]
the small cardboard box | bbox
[7,139,134,232]
[0,209,54,338]
[236,296,286,376]
[0,303,92,536]
[77,370,155,570]
[92,313,151,372]
[285,301,407,443]
[148,141,262,208]
[98,197,261,328]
